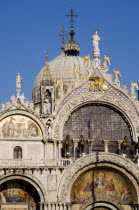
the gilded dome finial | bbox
[64,9,80,56]
[66,9,78,41]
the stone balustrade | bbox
[0,158,72,168]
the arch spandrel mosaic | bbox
[0,115,42,139]
[71,169,133,204]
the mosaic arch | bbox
[0,115,43,139]
[63,103,132,141]
[0,188,34,204]
[0,179,40,207]
[71,169,134,204]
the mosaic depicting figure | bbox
[0,188,34,203]
[71,170,133,203]
[0,115,42,139]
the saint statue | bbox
[43,90,51,114]
[92,30,100,58]
[43,98,51,114]
[46,120,52,139]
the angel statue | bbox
[16,73,22,98]
[72,67,80,88]
[114,69,122,83]
[130,82,138,98]
[102,55,110,68]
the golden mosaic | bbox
[0,115,42,139]
[71,169,133,203]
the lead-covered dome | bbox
[32,28,89,104]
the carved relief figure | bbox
[47,175,57,191]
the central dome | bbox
[32,27,89,104]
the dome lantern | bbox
[63,26,80,56]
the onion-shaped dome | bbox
[63,28,80,56]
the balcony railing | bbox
[0,158,72,168]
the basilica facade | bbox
[0,25,139,210]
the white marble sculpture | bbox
[46,120,52,139]
[43,98,51,115]
[92,30,100,58]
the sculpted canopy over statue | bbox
[92,30,100,58]
[16,73,22,98]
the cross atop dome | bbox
[66,9,78,28]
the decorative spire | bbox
[92,30,100,58]
[64,9,80,56]
[16,72,22,98]
[42,52,53,85]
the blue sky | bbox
[0,0,139,103]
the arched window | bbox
[63,104,132,141]
[14,146,22,159]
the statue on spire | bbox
[16,72,22,98]
[92,30,100,58]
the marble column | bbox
[44,142,47,159]
[59,203,63,210]
[90,139,94,153]
[52,203,55,210]
[56,203,59,210]
[44,203,48,210]
[102,140,110,152]
[58,141,62,159]
[117,140,123,154]
[48,203,51,210]
[63,203,66,210]
[73,139,78,159]
[67,205,71,210]
[54,141,57,159]
[39,203,43,210]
